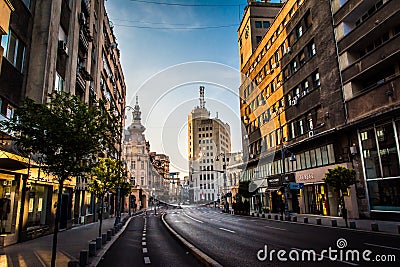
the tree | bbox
[323,166,357,227]
[1,92,118,267]
[87,158,125,237]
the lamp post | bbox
[216,153,229,212]
[281,146,296,220]
[116,105,134,225]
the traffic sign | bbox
[289,182,302,190]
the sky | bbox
[104,0,280,176]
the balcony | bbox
[346,74,400,123]
[79,30,89,51]
[337,1,399,52]
[341,34,400,83]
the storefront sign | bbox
[295,163,349,184]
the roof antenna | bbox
[199,86,205,108]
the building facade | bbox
[331,0,400,219]
[188,86,232,203]
[238,0,358,217]
[0,0,126,246]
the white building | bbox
[188,86,232,203]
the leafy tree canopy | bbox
[1,91,119,182]
[323,166,358,193]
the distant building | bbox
[188,86,231,203]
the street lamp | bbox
[115,105,134,225]
[216,153,229,212]
[281,146,296,220]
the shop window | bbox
[360,128,380,179]
[368,179,400,211]
[315,147,323,166]
[377,123,400,177]
[321,145,329,165]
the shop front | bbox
[265,173,297,214]
[295,164,353,217]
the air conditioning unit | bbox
[308,131,314,137]
[58,40,68,55]
[292,98,298,106]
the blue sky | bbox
[104,0,279,175]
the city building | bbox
[124,97,150,210]
[0,0,13,73]
[330,0,400,219]
[238,0,357,217]
[188,86,232,203]
[0,0,126,246]
[225,152,243,206]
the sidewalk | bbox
[0,213,131,267]
[245,210,400,235]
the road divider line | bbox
[142,248,148,253]
[184,213,204,223]
[364,243,400,251]
[291,248,358,266]
[218,227,235,233]
[144,256,151,264]
[264,225,287,231]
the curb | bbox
[161,213,222,267]
[226,212,400,237]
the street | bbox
[164,206,400,266]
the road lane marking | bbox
[219,227,236,233]
[291,248,358,266]
[142,237,146,240]
[144,257,151,264]
[142,242,147,246]
[364,243,400,251]
[143,248,148,253]
[264,225,287,231]
[184,213,204,223]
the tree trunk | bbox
[99,195,104,237]
[51,180,64,267]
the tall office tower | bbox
[188,86,231,203]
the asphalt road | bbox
[164,206,400,267]
[98,208,202,267]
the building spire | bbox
[133,95,141,121]
[199,86,205,108]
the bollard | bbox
[371,223,379,232]
[285,215,291,221]
[316,218,322,225]
[251,213,254,217]
[79,250,89,266]
[331,219,337,227]
[257,213,260,217]
[349,221,356,229]
[262,214,265,218]
[279,215,284,221]
[274,215,279,220]
[102,233,107,245]
[68,261,79,267]
[114,226,118,233]
[107,230,112,241]
[292,216,297,222]
[267,214,271,219]
[96,237,102,249]
[89,241,97,257]
[111,228,115,236]
[304,217,308,223]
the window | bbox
[263,21,270,28]
[1,30,25,72]
[308,41,316,57]
[55,72,64,92]
[313,72,320,87]
[255,21,262,28]
[256,36,262,44]
[296,25,303,38]
[141,161,144,169]
[6,105,14,119]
